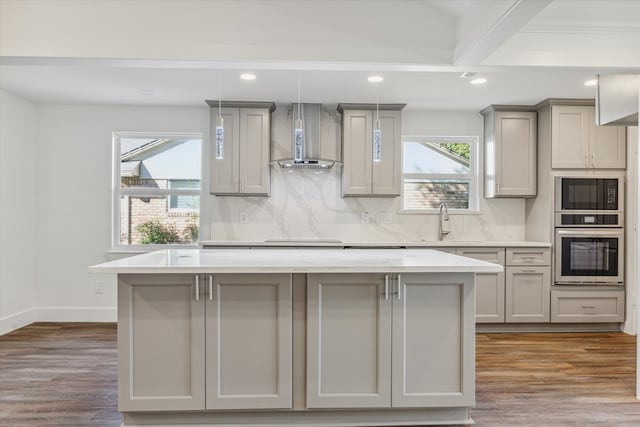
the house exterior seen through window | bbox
[402,137,478,211]
[114,133,202,247]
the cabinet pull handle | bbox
[384,274,389,300]
[521,269,537,273]
[581,304,596,309]
[195,275,200,301]
[397,274,402,300]
[591,154,595,168]
[208,275,213,301]
[584,155,588,167]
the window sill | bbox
[107,244,199,259]
[397,209,482,215]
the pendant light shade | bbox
[373,85,382,162]
[294,79,304,162]
[215,78,224,160]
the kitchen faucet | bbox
[439,202,450,240]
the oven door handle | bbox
[556,229,622,237]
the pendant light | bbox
[215,76,224,160]
[373,84,382,162]
[294,78,304,162]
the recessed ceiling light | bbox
[459,72,477,79]
[138,89,154,96]
[240,73,256,81]
[368,75,384,83]
[584,79,598,87]
[470,77,487,85]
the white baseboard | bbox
[35,307,117,323]
[0,308,36,335]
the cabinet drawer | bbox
[506,248,550,266]
[456,248,505,265]
[551,290,624,323]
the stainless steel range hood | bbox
[277,103,335,169]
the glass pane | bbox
[404,179,470,210]
[120,137,201,189]
[404,141,470,174]
[119,195,199,245]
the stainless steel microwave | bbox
[555,176,623,212]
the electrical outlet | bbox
[239,211,248,224]
[361,211,370,224]
[94,281,104,295]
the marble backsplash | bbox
[209,106,526,243]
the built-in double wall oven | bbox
[554,176,624,285]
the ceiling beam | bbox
[453,0,553,66]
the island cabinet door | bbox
[118,274,205,412]
[391,273,475,408]
[205,273,292,410]
[306,274,392,408]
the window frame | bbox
[399,135,480,214]
[112,131,204,251]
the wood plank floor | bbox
[0,323,638,426]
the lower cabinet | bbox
[551,289,625,323]
[456,248,505,323]
[306,273,475,409]
[118,273,292,412]
[505,267,551,322]
[118,274,206,412]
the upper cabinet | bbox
[540,101,626,170]
[206,101,275,195]
[338,104,404,197]
[481,106,537,198]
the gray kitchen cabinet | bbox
[208,102,275,195]
[307,272,474,409]
[505,248,551,323]
[551,289,625,323]
[481,107,537,198]
[118,273,292,412]
[306,273,392,408]
[206,273,292,410]
[117,274,206,412]
[456,248,506,323]
[392,273,474,408]
[549,104,626,169]
[506,266,551,323]
[338,104,404,197]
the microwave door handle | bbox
[557,229,622,237]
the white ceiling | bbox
[0,0,638,110]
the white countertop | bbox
[89,248,504,274]
[200,240,551,248]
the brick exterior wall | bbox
[119,178,199,245]
[404,181,470,209]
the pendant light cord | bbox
[218,76,222,118]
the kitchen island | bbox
[89,248,502,427]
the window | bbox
[113,133,202,248]
[402,136,478,211]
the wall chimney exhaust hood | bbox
[277,103,335,169]
[596,74,639,126]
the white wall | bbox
[34,104,209,321]
[211,109,526,242]
[0,90,38,334]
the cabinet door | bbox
[392,273,475,407]
[495,111,536,196]
[590,115,626,169]
[551,106,590,169]
[474,272,506,323]
[118,274,205,411]
[372,110,401,196]
[307,274,391,408]
[239,108,270,195]
[206,273,292,410]
[505,267,550,322]
[210,108,240,194]
[342,110,373,196]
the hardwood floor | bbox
[0,323,637,426]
